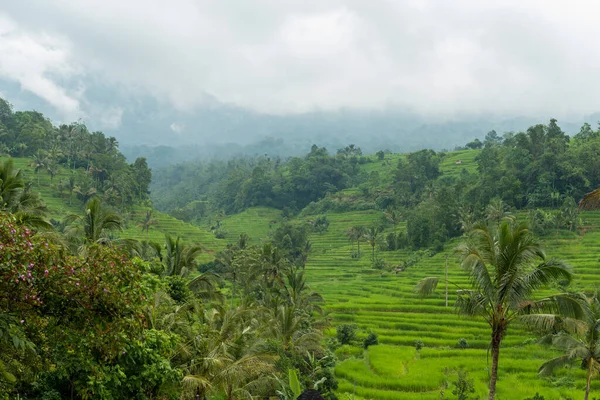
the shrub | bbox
[452,370,475,400]
[313,215,330,233]
[372,258,387,270]
[363,332,379,349]
[336,324,357,345]
[414,340,424,351]
[457,338,469,349]
[213,228,228,239]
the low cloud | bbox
[0,13,82,119]
[1,1,600,119]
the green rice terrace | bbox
[8,147,600,399]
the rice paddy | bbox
[8,150,600,398]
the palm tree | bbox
[485,198,514,226]
[163,234,203,277]
[181,307,274,400]
[268,304,322,354]
[0,159,50,228]
[65,197,122,245]
[29,150,46,185]
[45,158,59,182]
[384,208,402,249]
[62,174,77,205]
[73,180,97,203]
[537,294,600,400]
[363,226,381,262]
[345,227,358,256]
[417,222,582,400]
[137,209,158,236]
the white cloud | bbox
[1,0,600,117]
[0,13,82,119]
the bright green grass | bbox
[219,206,282,245]
[301,207,600,399]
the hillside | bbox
[10,145,600,398]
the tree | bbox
[66,197,122,245]
[452,370,475,400]
[29,150,46,185]
[384,208,402,249]
[45,158,60,182]
[162,234,203,277]
[138,209,159,236]
[131,157,152,200]
[485,198,513,227]
[0,159,50,228]
[181,307,274,400]
[538,293,600,400]
[417,222,581,399]
[363,226,381,263]
[345,226,364,257]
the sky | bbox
[1,0,600,131]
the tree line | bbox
[0,97,152,211]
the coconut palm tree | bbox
[345,226,365,258]
[485,198,514,226]
[137,209,159,236]
[65,197,122,245]
[537,294,600,400]
[384,208,402,249]
[363,226,381,262]
[181,307,275,400]
[268,304,322,354]
[417,221,582,400]
[45,158,60,182]
[29,150,46,185]
[0,159,50,228]
[163,234,203,277]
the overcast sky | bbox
[1,0,600,127]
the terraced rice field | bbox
[7,151,600,398]
[303,210,600,399]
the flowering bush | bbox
[0,212,150,398]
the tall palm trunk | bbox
[585,357,593,400]
[489,329,502,400]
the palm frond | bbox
[539,355,573,376]
[525,293,589,321]
[455,289,487,317]
[415,277,440,297]
[519,314,586,335]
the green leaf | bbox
[288,368,302,397]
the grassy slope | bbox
[302,151,595,399]
[8,151,599,398]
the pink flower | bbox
[20,320,24,324]
[44,270,49,275]
[75,282,80,286]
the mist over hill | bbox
[116,103,597,167]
